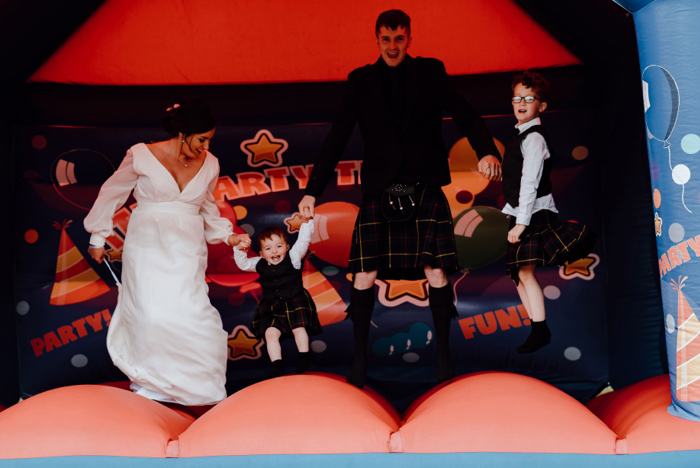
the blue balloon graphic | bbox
[642,65,679,146]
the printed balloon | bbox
[309,201,359,267]
[453,206,510,270]
[642,65,679,145]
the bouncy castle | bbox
[1,0,700,466]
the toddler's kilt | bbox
[506,209,596,284]
[251,289,322,340]
[348,185,459,281]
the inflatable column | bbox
[616,0,700,420]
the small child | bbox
[501,71,596,353]
[233,218,322,376]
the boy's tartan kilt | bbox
[506,209,596,283]
[252,289,322,340]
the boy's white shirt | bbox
[501,117,558,225]
[233,220,315,272]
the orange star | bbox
[285,213,304,232]
[655,212,662,237]
[227,325,263,360]
[562,256,596,278]
[106,250,122,262]
[384,279,429,302]
[240,130,288,167]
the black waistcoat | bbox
[256,254,303,299]
[501,125,553,209]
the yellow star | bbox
[284,213,304,232]
[562,256,596,277]
[227,325,263,360]
[382,279,429,302]
[241,130,288,167]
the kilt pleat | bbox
[348,185,459,281]
[507,209,596,283]
[251,289,322,340]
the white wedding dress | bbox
[84,143,232,406]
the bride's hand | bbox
[88,246,106,264]
[228,233,251,251]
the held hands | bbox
[229,233,252,252]
[478,155,502,181]
[508,224,527,244]
[87,246,106,264]
[298,195,316,219]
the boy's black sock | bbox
[296,351,310,374]
[270,359,284,378]
[516,320,552,354]
[345,286,375,389]
[429,284,457,383]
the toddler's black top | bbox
[256,254,303,300]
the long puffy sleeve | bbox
[84,148,139,247]
[200,158,234,244]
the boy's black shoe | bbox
[271,359,285,378]
[517,320,552,353]
[296,351,310,374]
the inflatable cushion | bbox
[587,374,700,453]
[0,385,193,459]
[395,371,617,454]
[178,373,400,456]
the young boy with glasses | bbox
[501,71,596,353]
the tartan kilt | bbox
[251,289,322,340]
[506,209,596,282]
[348,185,459,281]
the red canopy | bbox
[29,0,580,85]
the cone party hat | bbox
[50,220,110,305]
[302,260,346,326]
[672,276,700,401]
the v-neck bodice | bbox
[143,143,209,194]
[130,142,214,204]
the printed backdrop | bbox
[13,110,604,410]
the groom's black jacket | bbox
[305,55,500,197]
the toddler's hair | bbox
[512,71,550,102]
[258,226,289,246]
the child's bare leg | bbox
[265,327,283,360]
[292,328,309,352]
[518,266,545,322]
[514,275,532,320]
[516,265,551,353]
[265,327,285,377]
[293,327,311,374]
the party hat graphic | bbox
[672,276,700,401]
[302,261,346,326]
[50,220,110,305]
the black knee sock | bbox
[270,359,284,378]
[516,319,551,354]
[345,286,375,389]
[296,351,310,374]
[429,284,457,383]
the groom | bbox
[298,10,501,388]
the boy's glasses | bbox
[512,96,539,104]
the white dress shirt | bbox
[501,117,558,225]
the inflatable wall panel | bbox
[1,373,700,467]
